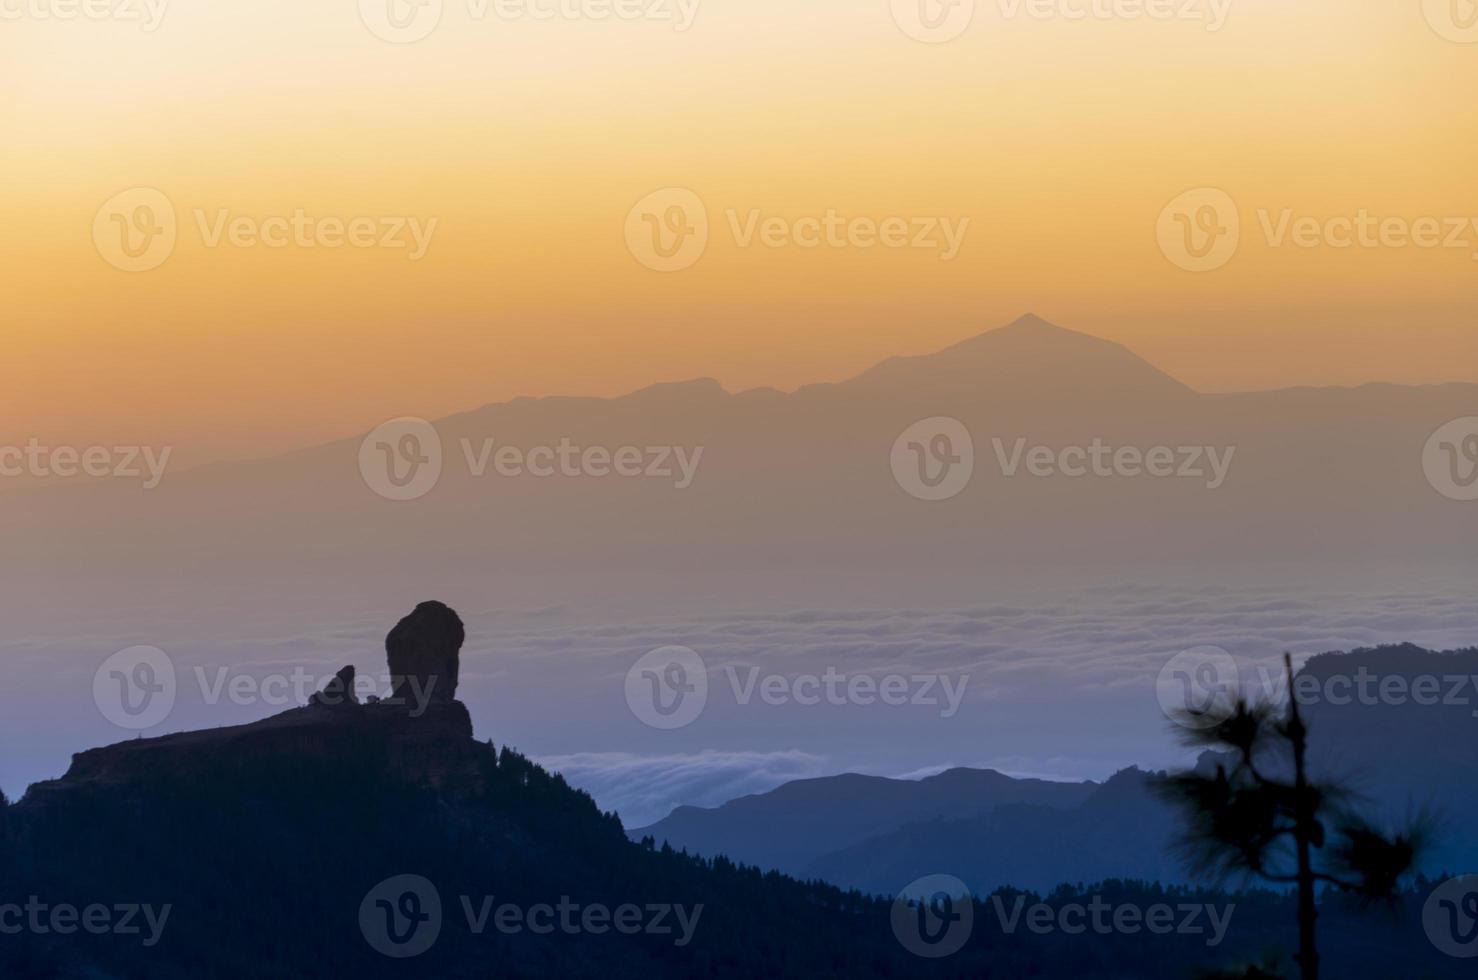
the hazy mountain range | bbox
[635,646,1478,897]
[631,766,1097,880]
[5,314,1474,615]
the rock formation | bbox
[386,599,465,705]
[309,665,357,708]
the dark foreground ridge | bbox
[0,606,1467,979]
[25,600,478,807]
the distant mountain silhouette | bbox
[631,767,1094,879]
[806,767,1186,896]
[4,314,1474,622]
[1291,644,1478,872]
[845,314,1195,406]
[637,646,1478,898]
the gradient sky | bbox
[5,0,1476,464]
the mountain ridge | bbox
[630,764,1099,880]
[633,645,1478,898]
[8,314,1478,489]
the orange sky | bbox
[3,0,1476,463]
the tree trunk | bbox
[1293,815,1319,980]
[1286,653,1319,980]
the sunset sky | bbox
[5,0,1476,463]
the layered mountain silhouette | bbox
[632,767,1096,881]
[4,315,1474,623]
[634,646,1478,899]
[634,764,1189,898]
[809,767,1185,896]
[2,607,1470,978]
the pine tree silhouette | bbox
[1160,653,1428,980]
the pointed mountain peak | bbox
[844,315,1193,400]
[998,312,1061,332]
[948,313,1103,349]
